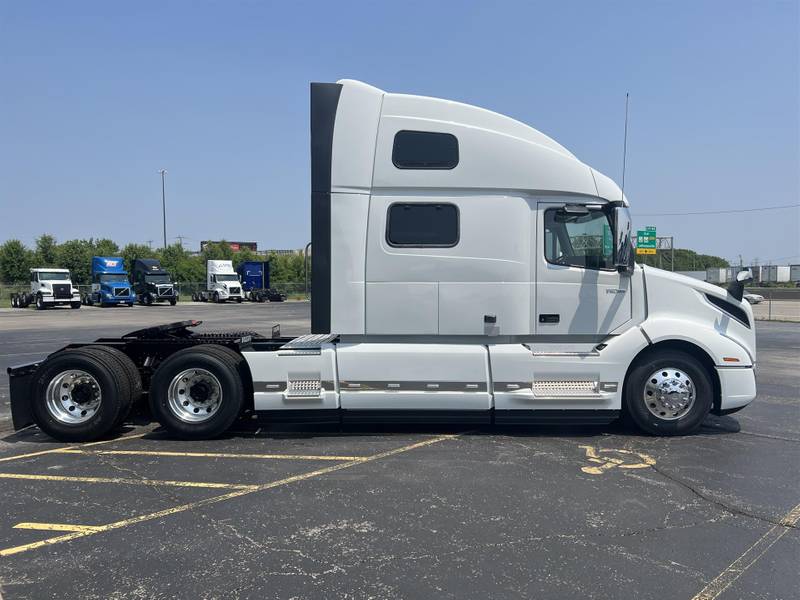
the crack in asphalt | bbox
[646,463,798,530]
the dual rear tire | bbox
[32,346,142,442]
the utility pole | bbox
[159,169,168,249]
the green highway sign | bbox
[646,226,656,232]
[637,228,657,249]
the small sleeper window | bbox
[392,130,459,169]
[386,203,459,247]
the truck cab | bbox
[132,258,178,306]
[236,260,286,302]
[204,260,244,303]
[83,257,135,307]
[7,80,758,443]
[11,268,81,310]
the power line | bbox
[634,203,799,217]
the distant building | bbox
[200,241,258,252]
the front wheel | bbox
[71,302,81,309]
[149,345,246,439]
[624,350,713,436]
[169,299,177,306]
[35,295,45,310]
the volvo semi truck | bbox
[7,80,757,442]
[82,257,136,307]
[10,268,81,310]
[132,258,178,306]
[191,260,245,303]
[237,260,286,302]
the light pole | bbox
[159,169,168,249]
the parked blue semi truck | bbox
[81,257,136,307]
[236,260,286,302]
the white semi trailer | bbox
[7,80,757,442]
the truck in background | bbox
[763,265,791,284]
[82,257,136,307]
[132,258,178,306]
[236,260,286,302]
[790,264,800,285]
[191,260,244,303]
[11,268,81,310]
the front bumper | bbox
[716,366,756,413]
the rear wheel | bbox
[624,350,713,436]
[31,348,133,441]
[149,345,246,439]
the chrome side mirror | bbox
[613,206,634,274]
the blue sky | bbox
[1,1,798,264]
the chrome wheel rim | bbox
[167,368,222,423]
[45,370,102,424]
[643,368,696,420]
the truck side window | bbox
[386,203,459,247]
[544,208,614,270]
[392,131,459,169]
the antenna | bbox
[621,92,629,201]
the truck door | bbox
[535,201,632,336]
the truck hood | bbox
[642,265,756,362]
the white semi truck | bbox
[10,268,81,310]
[191,260,245,303]
[7,80,757,442]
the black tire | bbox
[624,350,713,436]
[30,348,132,442]
[213,292,221,303]
[144,293,153,306]
[11,295,17,308]
[86,294,94,306]
[149,345,246,439]
[169,299,177,306]
[235,296,242,304]
[71,302,81,309]
[35,295,45,310]
[81,346,142,428]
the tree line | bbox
[0,235,308,285]
[635,248,729,271]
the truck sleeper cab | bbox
[10,268,81,310]
[7,80,757,442]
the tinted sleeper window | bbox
[387,203,459,247]
[392,131,459,169]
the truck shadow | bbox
[1,414,741,446]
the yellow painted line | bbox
[56,449,367,461]
[0,472,258,490]
[14,522,103,533]
[0,432,148,464]
[691,501,800,600]
[0,433,459,557]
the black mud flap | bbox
[7,363,40,430]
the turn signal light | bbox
[723,357,740,363]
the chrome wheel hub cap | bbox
[167,368,222,423]
[45,370,102,424]
[643,368,696,420]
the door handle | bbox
[539,314,560,324]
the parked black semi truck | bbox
[132,259,178,306]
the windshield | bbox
[215,274,239,282]
[37,271,70,281]
[100,273,129,283]
[145,274,172,284]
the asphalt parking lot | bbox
[0,303,797,599]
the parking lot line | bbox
[0,432,148,464]
[14,523,104,533]
[690,501,800,600]
[55,449,367,461]
[0,472,259,490]
[0,433,460,558]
